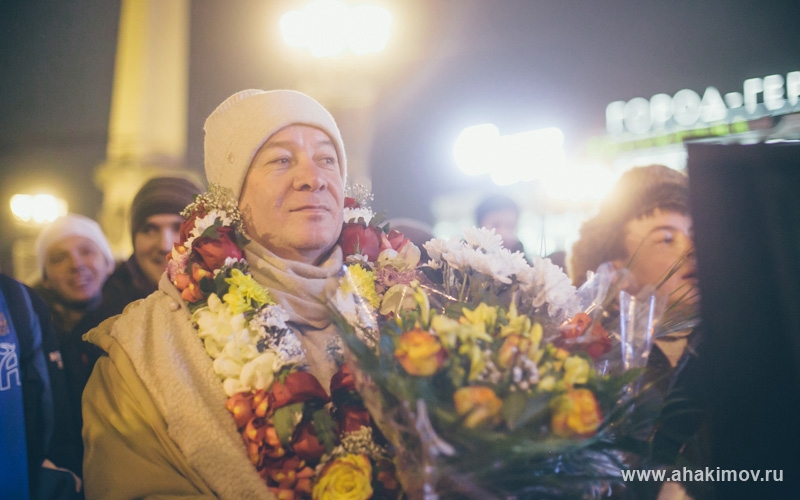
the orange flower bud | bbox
[550,388,603,438]
[253,389,270,417]
[245,419,265,443]
[265,427,281,447]
[453,386,503,429]
[225,393,254,429]
[295,478,312,494]
[394,329,447,376]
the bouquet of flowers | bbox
[332,224,667,499]
[166,184,400,499]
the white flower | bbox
[223,377,247,396]
[462,226,503,254]
[239,351,278,391]
[250,304,290,331]
[423,237,451,262]
[275,332,306,368]
[343,206,374,224]
[213,355,243,379]
[520,256,581,318]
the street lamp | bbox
[280,0,392,58]
[9,193,68,224]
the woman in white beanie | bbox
[81,90,349,499]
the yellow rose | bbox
[453,386,503,429]
[312,454,373,500]
[563,356,590,386]
[550,388,603,438]
[394,329,447,376]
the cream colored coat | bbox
[82,275,276,500]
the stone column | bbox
[94,0,192,258]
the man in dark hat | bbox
[98,175,202,317]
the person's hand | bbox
[41,459,82,493]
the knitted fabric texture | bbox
[204,89,347,199]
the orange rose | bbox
[394,329,447,376]
[271,371,330,409]
[453,386,503,429]
[550,388,603,438]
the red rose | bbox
[179,217,195,244]
[344,197,361,209]
[193,226,244,270]
[337,405,372,433]
[329,365,356,395]
[339,223,382,261]
[381,229,409,252]
[270,371,329,409]
[292,421,327,461]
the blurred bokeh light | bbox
[280,0,392,58]
[10,193,68,225]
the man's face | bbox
[43,235,112,303]
[238,124,344,264]
[480,208,519,247]
[617,209,697,306]
[134,213,184,285]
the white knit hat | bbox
[204,89,347,199]
[35,214,115,273]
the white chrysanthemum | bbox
[462,226,504,254]
[521,256,581,318]
[423,237,450,262]
[441,246,478,271]
[343,206,374,224]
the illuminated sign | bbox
[606,71,800,135]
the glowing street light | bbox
[10,193,68,224]
[453,124,566,185]
[280,0,392,58]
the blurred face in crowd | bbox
[134,213,184,285]
[480,208,519,247]
[615,209,697,306]
[43,235,113,303]
[239,125,344,265]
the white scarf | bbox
[245,241,344,389]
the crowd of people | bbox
[2,89,704,500]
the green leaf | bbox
[199,275,217,294]
[273,402,304,447]
[312,408,338,453]
[502,392,550,431]
[213,271,229,297]
[200,224,220,240]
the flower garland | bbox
[167,184,398,499]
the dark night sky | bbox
[1,0,798,266]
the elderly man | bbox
[34,213,115,478]
[82,90,347,499]
[98,175,202,317]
